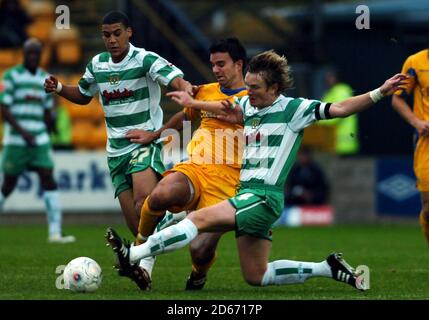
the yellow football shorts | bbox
[163,161,240,212]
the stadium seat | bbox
[26,0,55,18]
[68,73,83,86]
[26,1,55,42]
[87,123,107,149]
[56,41,82,65]
[0,49,22,68]
[27,18,55,42]
[88,99,105,123]
[51,27,82,65]
[40,44,52,68]
[64,99,92,121]
[71,120,94,149]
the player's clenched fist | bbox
[44,75,59,93]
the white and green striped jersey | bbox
[236,94,331,189]
[78,43,184,157]
[0,65,53,147]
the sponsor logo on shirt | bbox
[102,88,134,104]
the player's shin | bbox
[137,211,187,277]
[130,218,198,263]
[261,260,331,286]
[135,196,165,245]
[192,251,217,277]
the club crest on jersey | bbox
[251,117,261,129]
[109,73,120,85]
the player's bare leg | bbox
[118,190,139,236]
[112,201,235,265]
[116,168,160,237]
[136,171,192,244]
[186,232,223,290]
[236,236,271,286]
[132,167,159,220]
[113,168,161,289]
[419,192,429,246]
[236,236,367,290]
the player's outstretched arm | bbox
[392,95,429,137]
[44,75,92,105]
[169,77,194,96]
[166,91,232,116]
[329,73,407,118]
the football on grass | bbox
[63,257,102,293]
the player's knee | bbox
[241,265,266,287]
[243,273,263,287]
[148,189,169,211]
[187,210,209,227]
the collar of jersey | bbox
[250,94,284,115]
[220,86,246,96]
[110,43,136,66]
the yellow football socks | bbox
[135,197,165,245]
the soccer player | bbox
[124,38,248,290]
[44,12,191,249]
[107,50,406,290]
[0,38,75,243]
[392,49,429,246]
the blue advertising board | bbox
[376,158,420,217]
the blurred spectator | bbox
[284,146,329,206]
[0,38,75,243]
[318,67,359,156]
[50,104,72,149]
[0,0,32,48]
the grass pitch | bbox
[0,223,427,300]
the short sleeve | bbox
[289,99,331,132]
[78,61,99,97]
[144,53,184,87]
[394,55,416,97]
